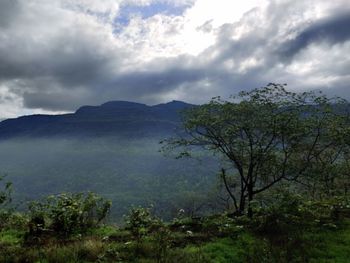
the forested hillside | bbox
[0,100,223,221]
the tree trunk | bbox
[247,183,253,218]
[238,196,245,216]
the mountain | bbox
[0,100,194,139]
[0,100,216,221]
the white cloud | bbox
[117,0,267,57]
[0,0,349,118]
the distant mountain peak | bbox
[152,100,195,109]
[100,101,147,108]
[75,101,147,115]
[167,100,190,105]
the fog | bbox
[0,136,219,221]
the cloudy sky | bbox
[0,0,349,118]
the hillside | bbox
[0,100,218,221]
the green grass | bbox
[1,217,350,262]
[88,224,120,237]
[307,221,350,262]
[196,238,243,263]
[0,229,24,246]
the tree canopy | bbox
[164,83,350,216]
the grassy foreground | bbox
[1,213,350,263]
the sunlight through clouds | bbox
[0,0,349,118]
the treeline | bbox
[0,137,219,221]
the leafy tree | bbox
[164,83,349,217]
[304,146,349,199]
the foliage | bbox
[0,175,13,230]
[1,202,350,262]
[250,191,308,245]
[151,224,172,262]
[1,84,350,261]
[27,192,111,238]
[124,206,161,240]
[0,136,218,223]
[164,83,350,216]
[0,176,12,206]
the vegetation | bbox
[164,83,350,217]
[0,175,13,230]
[0,137,218,221]
[26,192,111,239]
[1,84,350,262]
[0,193,350,262]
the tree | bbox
[163,83,349,217]
[305,140,350,199]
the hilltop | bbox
[0,100,194,139]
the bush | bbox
[248,191,318,262]
[27,192,111,238]
[0,176,13,230]
[251,192,306,237]
[0,176,12,206]
[124,206,160,240]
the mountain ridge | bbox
[0,100,195,139]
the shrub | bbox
[152,225,172,261]
[0,176,12,206]
[124,206,160,240]
[251,192,306,237]
[0,176,13,230]
[27,192,111,238]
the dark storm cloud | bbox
[0,0,19,28]
[0,22,114,84]
[23,90,92,111]
[112,67,203,94]
[279,11,350,59]
[21,65,205,111]
[0,0,349,116]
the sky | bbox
[0,0,349,118]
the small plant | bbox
[152,225,172,262]
[124,206,158,240]
[124,206,162,257]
